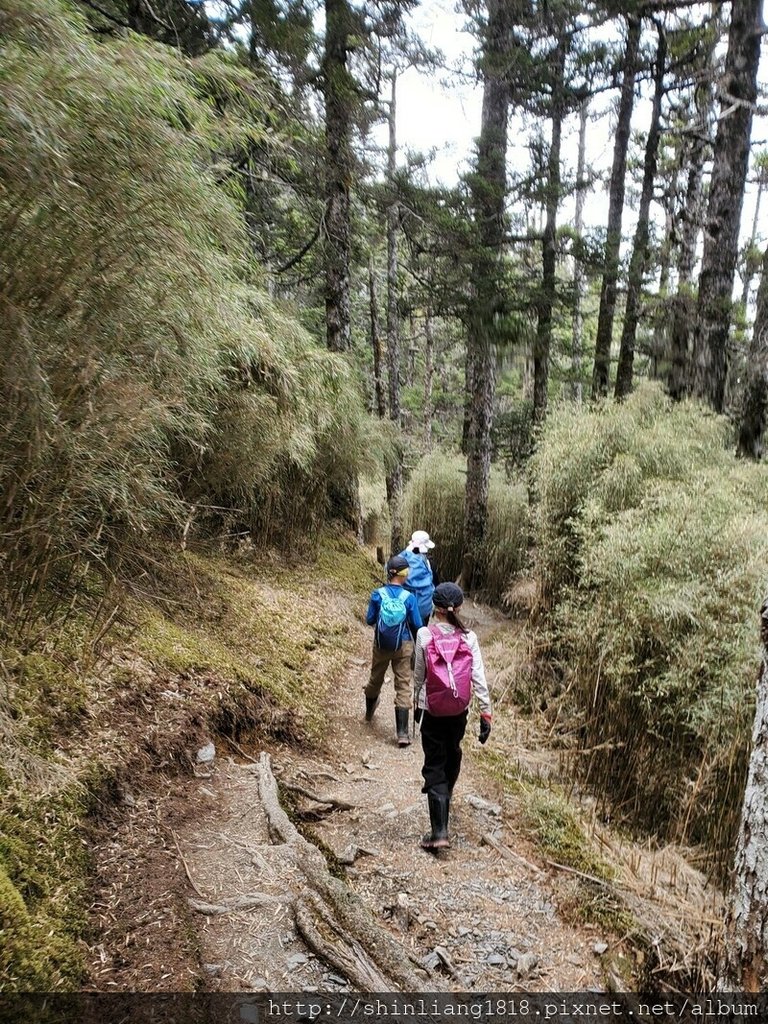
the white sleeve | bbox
[413,626,431,708]
[465,631,492,716]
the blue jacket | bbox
[397,549,435,621]
[366,583,423,648]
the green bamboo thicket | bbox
[531,384,768,871]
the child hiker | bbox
[413,582,492,849]
[364,555,423,746]
[398,530,437,625]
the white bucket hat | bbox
[407,529,435,552]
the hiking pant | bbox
[420,709,468,797]
[365,642,413,709]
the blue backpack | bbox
[375,587,409,650]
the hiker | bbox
[413,582,492,850]
[398,530,437,624]
[364,555,423,747]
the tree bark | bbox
[462,0,510,590]
[368,258,387,418]
[615,23,666,400]
[720,600,768,990]
[668,67,713,400]
[591,14,642,399]
[534,32,566,424]
[689,0,762,412]
[737,246,768,459]
[423,308,434,449]
[385,72,403,556]
[571,96,589,404]
[323,0,354,353]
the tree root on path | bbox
[253,751,440,992]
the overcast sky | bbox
[376,0,768,257]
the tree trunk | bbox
[385,72,403,556]
[423,308,434,449]
[462,0,510,590]
[323,0,354,353]
[615,24,666,400]
[737,246,768,459]
[368,259,387,419]
[591,14,641,399]
[720,599,768,990]
[690,0,762,412]
[668,68,713,401]
[571,95,589,404]
[534,33,566,424]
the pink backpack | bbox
[424,625,473,717]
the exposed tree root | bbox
[253,751,440,992]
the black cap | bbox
[386,555,410,578]
[433,582,464,609]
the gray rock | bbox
[195,741,216,763]
[466,794,502,816]
[203,963,222,976]
[286,953,309,969]
[593,941,609,955]
[486,953,506,966]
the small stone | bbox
[593,941,609,955]
[516,952,538,978]
[466,794,502,816]
[338,845,358,865]
[196,741,216,764]
[361,750,372,762]
[423,951,441,971]
[486,953,506,966]
[286,953,309,969]
[203,963,222,976]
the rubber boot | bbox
[365,696,379,723]
[395,707,411,747]
[421,793,450,850]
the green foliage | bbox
[402,451,529,603]
[531,383,768,869]
[0,0,379,639]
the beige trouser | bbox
[365,642,413,709]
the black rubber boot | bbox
[395,707,411,746]
[365,696,379,722]
[421,793,450,850]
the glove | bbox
[478,714,492,745]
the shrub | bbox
[402,451,529,604]
[0,0,380,634]
[530,383,768,870]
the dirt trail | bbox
[173,602,609,993]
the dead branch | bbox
[481,833,545,876]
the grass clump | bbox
[402,451,529,603]
[530,383,768,872]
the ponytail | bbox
[444,608,469,634]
